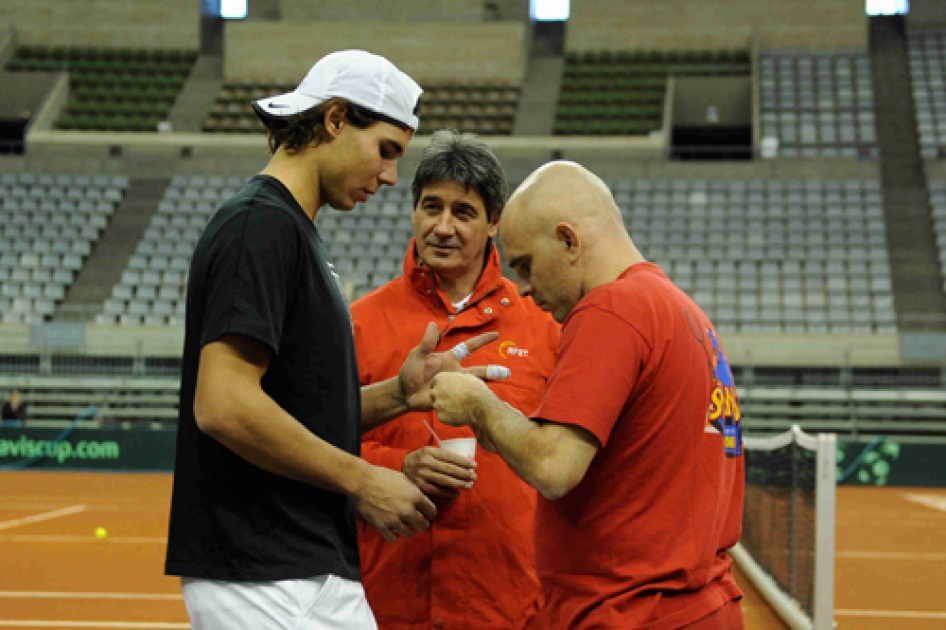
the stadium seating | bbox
[203,81,520,136]
[0,376,179,427]
[4,46,198,132]
[98,176,417,324]
[611,178,895,334]
[89,175,895,334]
[12,372,946,435]
[555,49,751,136]
[95,175,245,326]
[908,30,946,159]
[759,49,876,158]
[315,186,416,299]
[0,172,128,324]
[739,386,946,436]
[317,177,894,334]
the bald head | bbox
[501,161,624,241]
[499,161,645,323]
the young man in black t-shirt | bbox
[165,50,506,630]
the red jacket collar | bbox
[403,238,507,313]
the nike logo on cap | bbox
[268,103,290,109]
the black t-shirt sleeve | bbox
[198,208,299,355]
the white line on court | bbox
[0,535,166,544]
[903,492,946,513]
[2,503,167,513]
[836,609,946,619]
[837,550,946,561]
[0,506,87,532]
[2,503,82,511]
[0,591,182,600]
[0,623,189,628]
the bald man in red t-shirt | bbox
[430,161,745,630]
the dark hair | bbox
[253,97,410,154]
[411,129,508,222]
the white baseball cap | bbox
[253,50,423,131]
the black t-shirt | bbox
[165,175,362,582]
[1,402,26,422]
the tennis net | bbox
[730,425,836,630]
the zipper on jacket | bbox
[435,283,504,347]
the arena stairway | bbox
[870,15,946,331]
[56,179,169,322]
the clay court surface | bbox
[0,472,944,629]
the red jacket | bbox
[352,240,560,630]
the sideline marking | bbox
[0,505,87,532]
[836,609,946,619]
[0,591,182,600]
[837,550,946,561]
[0,623,189,628]
[903,492,946,513]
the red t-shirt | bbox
[529,263,745,630]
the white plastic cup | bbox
[440,437,476,459]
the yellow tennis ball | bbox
[95,527,107,539]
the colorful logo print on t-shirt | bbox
[706,328,742,458]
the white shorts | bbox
[181,574,378,630]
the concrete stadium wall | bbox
[0,24,15,67]
[488,0,531,23]
[26,73,69,132]
[13,129,881,183]
[250,0,530,24]
[567,0,867,51]
[223,21,526,83]
[280,0,483,23]
[926,161,946,182]
[908,0,946,30]
[0,0,199,49]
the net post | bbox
[813,432,836,630]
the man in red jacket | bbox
[351,130,560,630]
[430,161,745,630]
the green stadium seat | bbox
[4,45,200,132]
[204,79,517,136]
[73,114,94,131]
[554,48,750,135]
[57,113,76,129]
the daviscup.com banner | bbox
[0,427,176,471]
